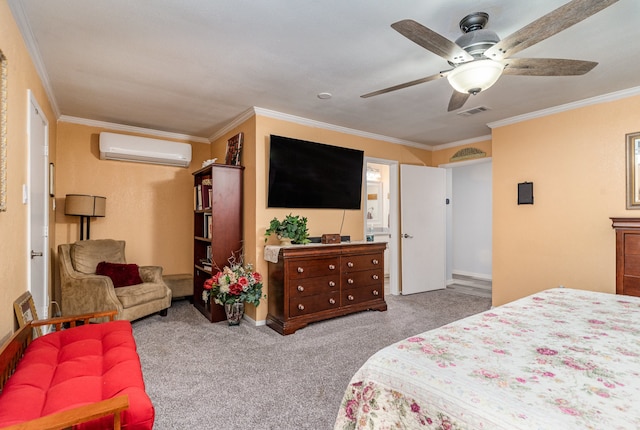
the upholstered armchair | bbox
[59,239,171,321]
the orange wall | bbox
[492,94,640,306]
[53,122,210,302]
[242,114,433,321]
[0,1,57,340]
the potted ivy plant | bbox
[265,214,310,245]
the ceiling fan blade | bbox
[485,0,619,60]
[361,71,449,98]
[448,91,470,112]
[391,19,474,64]
[502,58,598,76]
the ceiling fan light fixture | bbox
[447,60,504,95]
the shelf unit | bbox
[193,163,244,322]
[611,217,640,298]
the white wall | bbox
[448,159,492,279]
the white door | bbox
[29,93,49,318]
[400,164,446,294]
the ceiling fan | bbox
[362,0,619,111]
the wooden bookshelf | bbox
[193,163,244,322]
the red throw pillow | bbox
[96,261,143,288]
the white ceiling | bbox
[9,0,640,147]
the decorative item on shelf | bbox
[64,194,106,240]
[225,132,243,166]
[264,213,311,245]
[201,158,217,168]
[202,256,264,326]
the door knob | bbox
[31,250,43,259]
[402,233,413,239]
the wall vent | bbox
[457,106,491,117]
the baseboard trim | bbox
[242,313,266,326]
[451,270,492,281]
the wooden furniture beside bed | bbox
[0,310,153,430]
[266,242,387,335]
[611,217,640,297]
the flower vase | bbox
[278,236,293,246]
[224,302,244,326]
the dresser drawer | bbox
[290,292,340,317]
[342,285,383,306]
[289,275,339,297]
[342,253,383,272]
[342,268,384,288]
[287,257,339,279]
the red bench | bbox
[0,311,154,430]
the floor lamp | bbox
[65,194,106,240]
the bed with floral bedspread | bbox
[334,288,640,430]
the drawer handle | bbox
[329,298,336,305]
[298,304,305,311]
[347,295,354,301]
[297,267,304,273]
[297,285,304,292]
[372,259,379,265]
[329,264,336,270]
[347,262,354,268]
[372,274,379,280]
[372,290,379,296]
[328,281,336,287]
[348,278,354,284]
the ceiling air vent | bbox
[457,106,490,117]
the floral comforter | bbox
[334,288,640,430]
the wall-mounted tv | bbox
[267,135,364,209]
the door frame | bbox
[364,157,399,295]
[439,157,493,285]
[27,89,50,318]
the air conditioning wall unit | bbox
[99,132,192,167]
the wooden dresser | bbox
[266,242,387,335]
[611,217,640,297]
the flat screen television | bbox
[267,135,364,209]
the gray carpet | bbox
[132,289,491,430]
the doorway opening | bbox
[364,158,399,295]
[441,158,492,298]
[28,90,50,318]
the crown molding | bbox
[211,107,432,149]
[488,86,640,130]
[208,107,256,142]
[58,115,210,143]
[254,107,429,149]
[8,0,60,118]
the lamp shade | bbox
[65,194,106,217]
[447,60,504,95]
[65,194,94,216]
[93,196,106,217]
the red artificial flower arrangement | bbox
[203,260,264,306]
